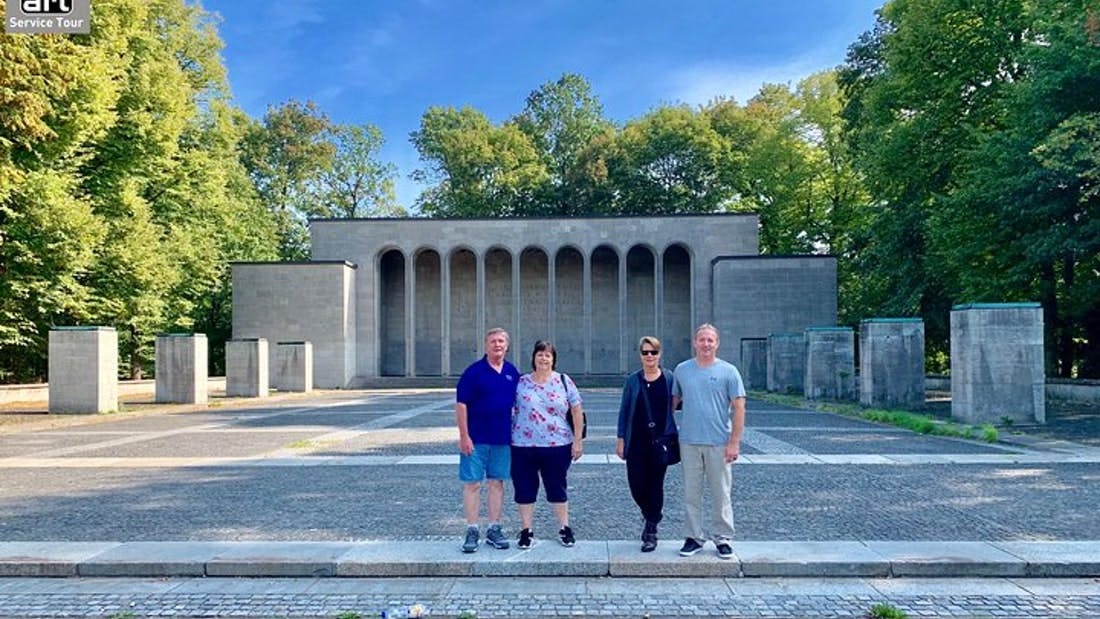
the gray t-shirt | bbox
[672,358,746,445]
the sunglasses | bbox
[639,350,660,356]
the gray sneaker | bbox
[485,525,510,549]
[461,527,479,553]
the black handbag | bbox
[560,373,587,439]
[639,372,680,466]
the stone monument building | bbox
[231,214,836,387]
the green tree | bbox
[240,99,335,259]
[512,73,613,215]
[411,106,547,217]
[609,105,732,215]
[309,123,403,219]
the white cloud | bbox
[665,46,846,107]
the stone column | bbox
[805,327,856,400]
[226,338,268,398]
[583,251,592,374]
[951,303,1045,424]
[155,333,208,404]
[441,255,451,376]
[618,250,628,373]
[475,250,486,356]
[275,341,313,393]
[405,254,416,377]
[739,338,767,391]
[48,327,118,414]
[860,319,924,409]
[766,333,806,394]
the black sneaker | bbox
[558,525,575,547]
[716,542,734,559]
[517,528,534,550]
[641,532,657,553]
[485,524,509,549]
[461,527,479,553]
[678,538,703,556]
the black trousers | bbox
[626,448,669,526]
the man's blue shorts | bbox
[459,443,511,482]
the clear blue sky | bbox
[201,0,885,209]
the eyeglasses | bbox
[639,350,659,356]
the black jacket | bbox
[616,368,677,453]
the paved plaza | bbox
[1,389,1099,617]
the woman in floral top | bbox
[511,340,584,550]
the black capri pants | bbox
[511,445,572,504]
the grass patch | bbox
[752,392,998,443]
[868,603,908,618]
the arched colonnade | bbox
[377,243,694,376]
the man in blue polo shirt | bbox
[455,327,520,553]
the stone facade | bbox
[232,214,838,385]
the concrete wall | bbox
[48,327,118,414]
[767,333,806,394]
[860,319,925,409]
[226,338,268,398]
[805,327,856,400]
[155,334,208,404]
[951,303,1045,424]
[231,261,357,388]
[310,214,759,378]
[711,256,836,370]
[740,338,768,391]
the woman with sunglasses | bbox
[616,336,679,552]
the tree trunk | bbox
[1058,255,1075,378]
[1038,261,1057,377]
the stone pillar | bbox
[951,303,1045,424]
[48,327,118,414]
[275,341,313,393]
[618,252,628,373]
[766,333,806,394]
[155,334,208,404]
[583,252,592,374]
[226,338,268,398]
[804,327,855,400]
[405,256,415,377]
[739,338,767,391]
[860,319,924,409]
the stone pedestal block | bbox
[805,327,856,401]
[766,333,806,394]
[860,319,925,409]
[48,327,118,414]
[155,334,208,404]
[226,338,269,398]
[951,303,1045,424]
[275,342,313,393]
[740,338,768,391]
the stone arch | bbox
[413,248,442,376]
[662,243,693,367]
[518,246,550,363]
[554,245,585,372]
[483,247,514,362]
[590,245,620,373]
[627,245,657,356]
[378,248,406,376]
[448,247,478,374]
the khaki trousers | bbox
[681,443,735,543]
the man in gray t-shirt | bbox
[671,323,746,559]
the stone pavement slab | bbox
[992,540,1100,576]
[0,542,121,577]
[337,540,608,577]
[864,541,1026,577]
[735,540,891,577]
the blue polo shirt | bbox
[456,356,520,445]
